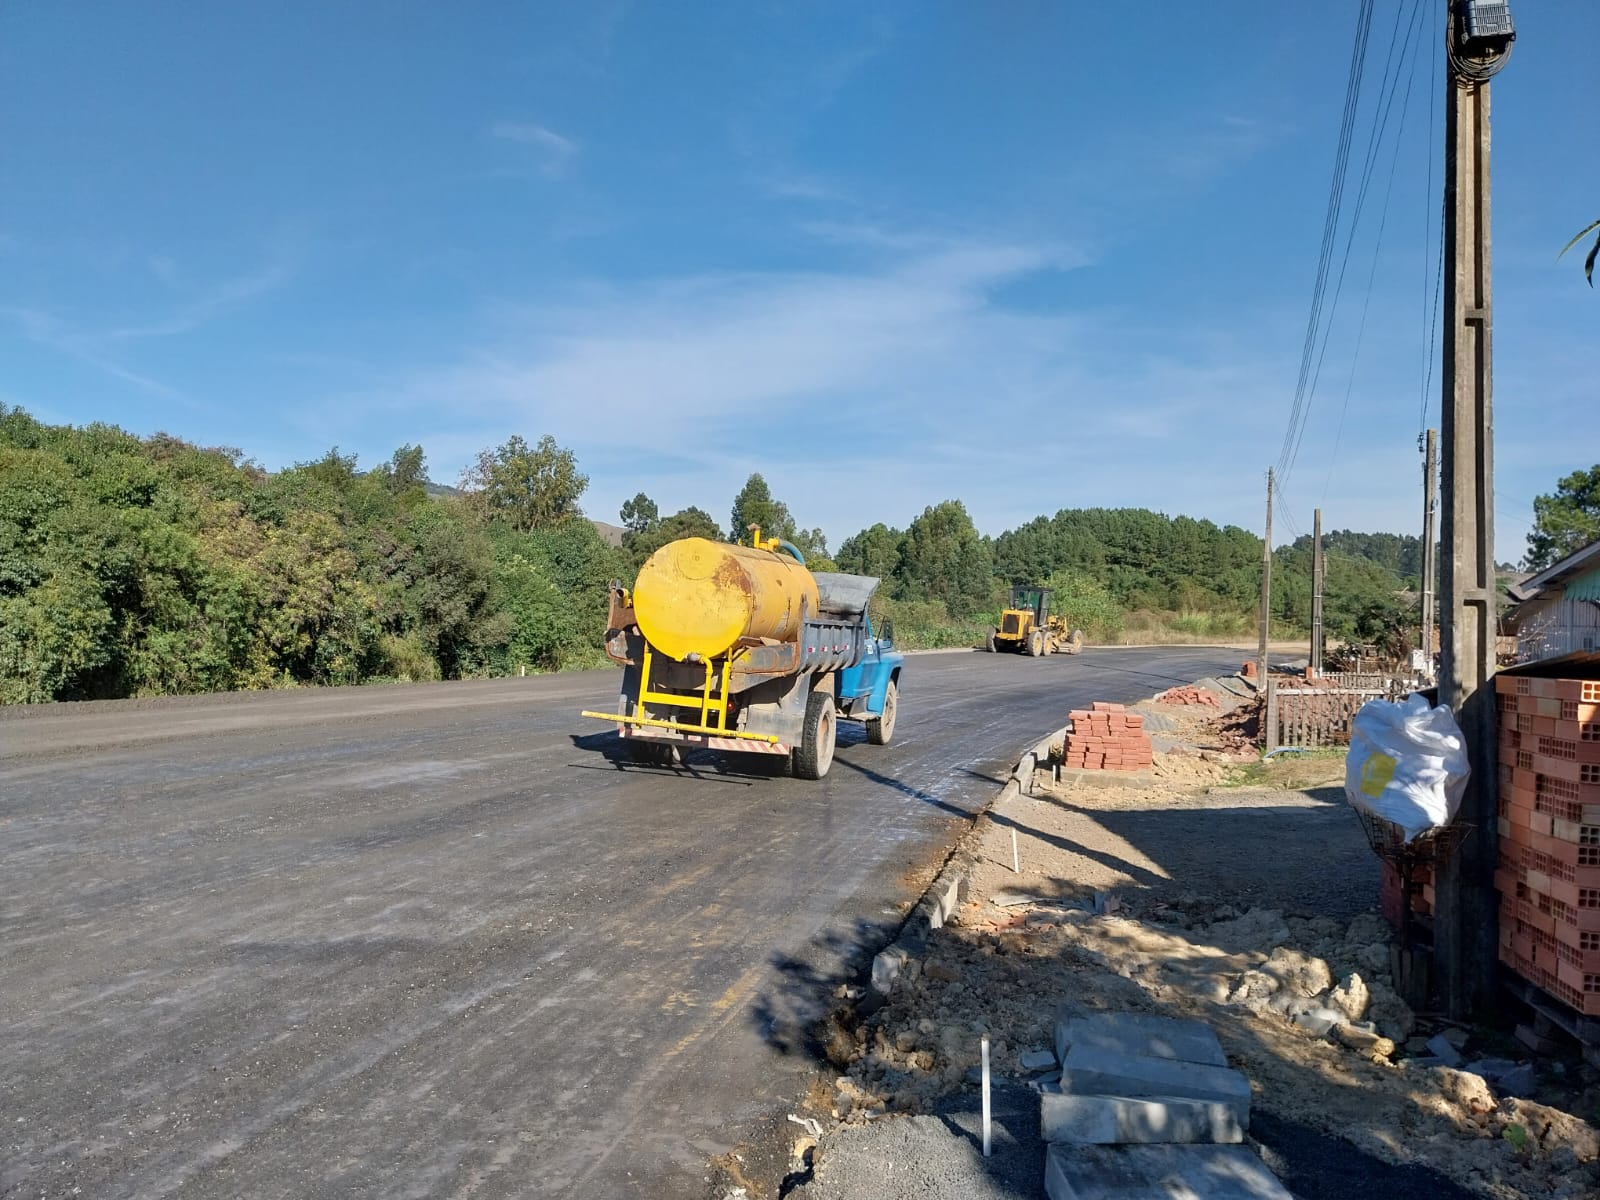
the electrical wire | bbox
[1295,0,1424,493]
[1321,0,1426,505]
[1274,0,1374,491]
[1417,0,1443,437]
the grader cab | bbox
[987,585,1084,657]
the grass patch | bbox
[1222,746,1348,790]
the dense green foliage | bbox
[0,406,624,702]
[1526,464,1600,570]
[0,405,1445,703]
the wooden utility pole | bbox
[1420,428,1438,679]
[1257,468,1273,687]
[1435,1,1513,1019]
[1311,508,1325,674]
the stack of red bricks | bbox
[1379,860,1435,928]
[1064,702,1154,771]
[1155,686,1220,708]
[1493,674,1600,1016]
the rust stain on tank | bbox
[712,558,752,597]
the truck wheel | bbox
[629,741,677,767]
[985,631,997,653]
[792,692,837,780]
[866,679,898,746]
[1028,630,1045,657]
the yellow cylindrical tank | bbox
[633,537,819,662]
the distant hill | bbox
[591,520,625,548]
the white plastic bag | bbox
[1344,694,1471,842]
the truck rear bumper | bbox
[617,726,791,755]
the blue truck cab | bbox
[835,608,903,746]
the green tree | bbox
[619,492,659,535]
[895,500,994,618]
[373,444,428,498]
[461,434,588,532]
[624,505,722,565]
[836,523,904,580]
[729,473,795,544]
[1527,465,1600,570]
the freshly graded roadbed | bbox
[0,647,1244,1199]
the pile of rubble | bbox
[1155,686,1222,708]
[819,900,1600,1199]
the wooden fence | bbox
[1264,680,1391,751]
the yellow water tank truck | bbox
[582,531,904,779]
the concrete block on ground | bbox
[1426,1033,1464,1068]
[925,872,962,930]
[870,946,908,994]
[1057,768,1156,788]
[1290,1006,1344,1038]
[1021,1048,1059,1071]
[1056,1013,1229,1070]
[1058,1047,1250,1125]
[1040,1092,1243,1146]
[1045,1143,1291,1200]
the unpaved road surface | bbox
[1,647,1246,1199]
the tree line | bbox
[11,405,1582,703]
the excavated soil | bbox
[781,703,1600,1200]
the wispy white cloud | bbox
[1,305,187,400]
[488,120,580,178]
[108,261,294,340]
[2,254,295,400]
[306,233,1306,541]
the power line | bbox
[1418,0,1443,436]
[1295,0,1423,493]
[1321,0,1427,504]
[1275,0,1375,490]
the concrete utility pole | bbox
[1435,0,1514,1019]
[1257,468,1273,687]
[1420,428,1439,679]
[1311,508,1325,674]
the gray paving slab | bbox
[1045,1143,1292,1200]
[1056,1012,1230,1069]
[1041,1092,1243,1145]
[1059,1047,1251,1124]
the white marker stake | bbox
[981,1036,992,1157]
[1011,829,1020,874]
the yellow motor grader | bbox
[986,585,1084,657]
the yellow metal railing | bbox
[581,644,782,744]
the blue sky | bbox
[1,2,1594,563]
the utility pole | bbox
[1435,1,1514,1019]
[1311,508,1324,675]
[1257,468,1273,687]
[1420,428,1438,680]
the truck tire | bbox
[792,691,837,780]
[866,679,898,746]
[985,631,997,653]
[628,741,678,767]
[1028,630,1045,657]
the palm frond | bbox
[1560,219,1600,286]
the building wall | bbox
[1510,596,1600,662]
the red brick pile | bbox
[1380,860,1435,927]
[1155,686,1220,707]
[1064,702,1154,771]
[1493,674,1600,1016]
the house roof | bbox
[1506,537,1600,603]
